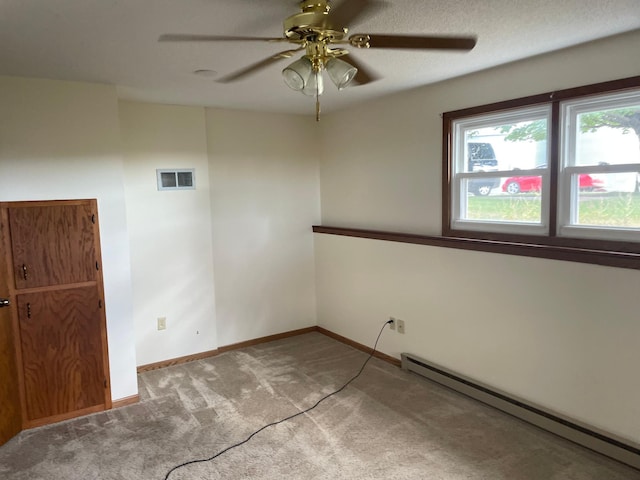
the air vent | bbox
[156,169,195,191]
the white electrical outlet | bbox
[397,319,405,334]
[157,317,167,331]
[389,316,396,330]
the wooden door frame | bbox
[0,199,112,430]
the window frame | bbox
[156,168,196,191]
[442,75,640,264]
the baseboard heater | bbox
[401,353,640,470]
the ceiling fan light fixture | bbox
[325,57,358,90]
[282,57,313,91]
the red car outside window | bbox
[502,173,604,194]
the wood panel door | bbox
[0,199,111,431]
[9,203,97,289]
[0,212,22,446]
[17,287,106,421]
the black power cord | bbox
[164,320,393,479]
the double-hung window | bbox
[443,76,640,264]
[559,90,640,241]
[450,105,552,236]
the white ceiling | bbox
[1,0,639,116]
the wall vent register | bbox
[156,169,195,191]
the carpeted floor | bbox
[1,331,639,479]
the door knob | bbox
[0,298,10,308]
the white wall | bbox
[119,101,217,366]
[0,76,137,401]
[315,29,640,444]
[206,109,320,347]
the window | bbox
[443,76,640,262]
[156,169,195,190]
[450,106,551,236]
[559,90,640,241]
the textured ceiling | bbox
[1,0,639,115]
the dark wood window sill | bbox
[312,225,640,271]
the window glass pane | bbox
[455,111,550,173]
[161,172,177,188]
[177,171,193,187]
[572,173,640,228]
[464,177,542,223]
[574,105,640,167]
[465,120,548,171]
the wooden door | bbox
[17,287,106,421]
[0,212,22,446]
[1,199,111,430]
[9,203,97,289]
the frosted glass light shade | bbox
[325,57,357,90]
[302,71,324,96]
[282,57,313,91]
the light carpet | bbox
[1,332,639,479]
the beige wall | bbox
[315,29,640,443]
[0,76,137,401]
[320,29,640,234]
[2,28,639,442]
[0,79,323,396]
[119,101,217,366]
[206,109,320,347]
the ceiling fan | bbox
[160,0,477,120]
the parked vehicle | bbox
[502,166,605,194]
[468,142,500,196]
[468,142,498,172]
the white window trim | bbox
[156,168,196,191]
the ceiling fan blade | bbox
[217,48,303,83]
[159,34,285,42]
[351,34,477,51]
[326,0,387,28]
[341,55,380,85]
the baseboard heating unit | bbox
[401,353,640,470]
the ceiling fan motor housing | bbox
[284,0,347,42]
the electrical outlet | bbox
[397,319,405,334]
[157,317,167,331]
[389,316,396,330]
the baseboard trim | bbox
[137,349,220,373]
[112,394,140,409]
[401,352,640,471]
[136,327,319,373]
[218,326,318,353]
[316,326,401,368]
[136,326,401,374]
